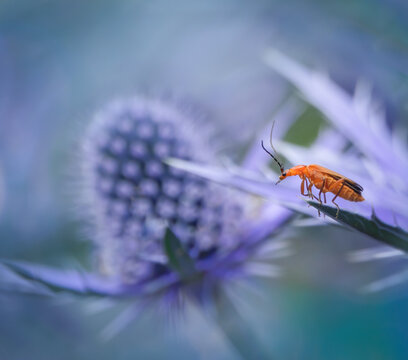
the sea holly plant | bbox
[264,50,408,223]
[167,50,408,292]
[264,50,408,291]
[169,50,408,247]
[0,96,296,358]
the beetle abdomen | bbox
[326,181,365,202]
[311,177,365,202]
[337,186,365,202]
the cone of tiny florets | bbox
[82,97,247,283]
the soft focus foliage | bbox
[1,1,408,360]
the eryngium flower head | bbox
[1,96,290,339]
[82,97,251,283]
[0,95,292,345]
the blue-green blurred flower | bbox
[1,96,293,345]
[81,96,289,284]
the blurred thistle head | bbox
[0,95,291,342]
[81,96,281,290]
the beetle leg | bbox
[332,180,346,218]
[300,178,310,197]
[302,179,314,209]
[307,182,318,201]
[318,179,327,218]
[304,178,309,196]
[306,179,311,199]
[300,179,304,195]
[318,179,325,205]
[307,181,321,216]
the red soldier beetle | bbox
[261,123,365,217]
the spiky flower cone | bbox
[82,97,246,283]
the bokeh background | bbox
[1,0,408,359]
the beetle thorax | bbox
[286,165,307,177]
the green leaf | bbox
[163,228,196,278]
[308,201,408,252]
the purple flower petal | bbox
[264,49,408,183]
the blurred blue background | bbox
[1,0,408,359]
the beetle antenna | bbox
[270,120,285,172]
[261,140,284,174]
[270,120,284,163]
[261,120,285,173]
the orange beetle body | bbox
[261,140,365,216]
[280,164,365,203]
